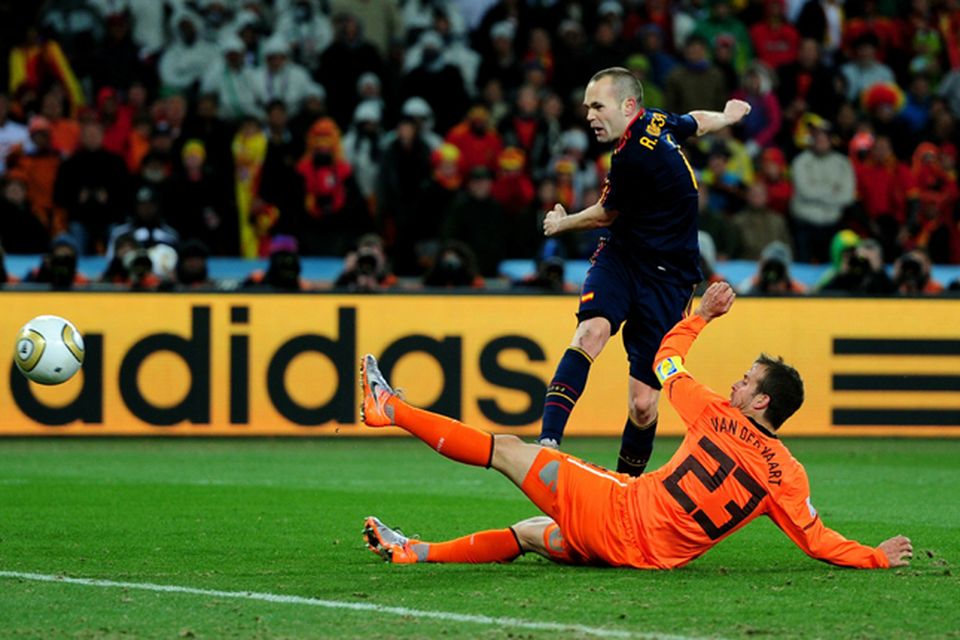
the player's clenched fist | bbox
[543,204,567,237]
[723,99,752,123]
[695,281,736,322]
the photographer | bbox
[740,241,807,295]
[820,238,895,294]
[24,234,90,290]
[512,256,575,293]
[334,234,397,292]
[893,250,943,295]
[243,235,307,291]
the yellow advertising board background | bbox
[0,293,958,437]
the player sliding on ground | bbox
[359,282,912,570]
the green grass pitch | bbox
[0,437,958,639]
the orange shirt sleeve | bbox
[653,314,726,426]
[767,465,889,569]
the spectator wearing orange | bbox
[38,88,80,157]
[853,134,914,259]
[14,116,64,237]
[445,105,503,175]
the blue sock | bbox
[617,416,657,476]
[539,347,593,443]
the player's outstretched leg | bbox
[362,516,584,565]
[363,516,523,564]
[360,354,494,467]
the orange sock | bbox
[391,400,494,468]
[416,529,522,563]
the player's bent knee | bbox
[628,399,658,427]
[512,517,577,563]
[491,435,539,484]
[511,516,554,553]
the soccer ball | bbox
[14,315,85,385]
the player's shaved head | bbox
[589,67,644,106]
[755,354,804,429]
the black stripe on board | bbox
[833,374,960,392]
[833,339,960,356]
[832,409,960,426]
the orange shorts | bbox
[520,448,650,567]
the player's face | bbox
[730,363,766,410]
[583,77,633,143]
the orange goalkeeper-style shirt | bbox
[622,314,888,570]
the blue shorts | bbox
[577,242,693,388]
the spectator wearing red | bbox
[445,105,503,175]
[854,135,914,258]
[492,147,534,217]
[523,28,555,84]
[904,143,960,263]
[757,147,792,216]
[498,85,552,179]
[97,87,134,158]
[749,0,800,69]
[296,117,368,255]
[842,1,904,63]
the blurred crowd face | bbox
[3,178,27,205]
[797,39,819,68]
[177,17,197,45]
[871,136,894,162]
[80,122,104,152]
[746,182,768,209]
[583,76,634,143]
[811,128,832,154]
[516,85,539,116]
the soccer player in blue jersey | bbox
[537,66,751,475]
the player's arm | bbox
[653,282,735,424]
[688,100,752,137]
[767,469,912,569]
[543,201,619,237]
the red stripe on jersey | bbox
[614,108,646,153]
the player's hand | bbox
[543,204,567,237]
[878,535,913,568]
[695,281,735,322]
[723,99,752,124]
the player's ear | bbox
[622,96,637,115]
[752,393,770,413]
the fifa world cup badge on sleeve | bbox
[655,356,687,385]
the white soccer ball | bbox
[13,315,85,385]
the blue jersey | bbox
[599,108,701,286]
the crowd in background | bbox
[0,0,959,295]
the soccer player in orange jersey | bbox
[360,282,912,570]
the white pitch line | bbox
[0,570,710,640]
